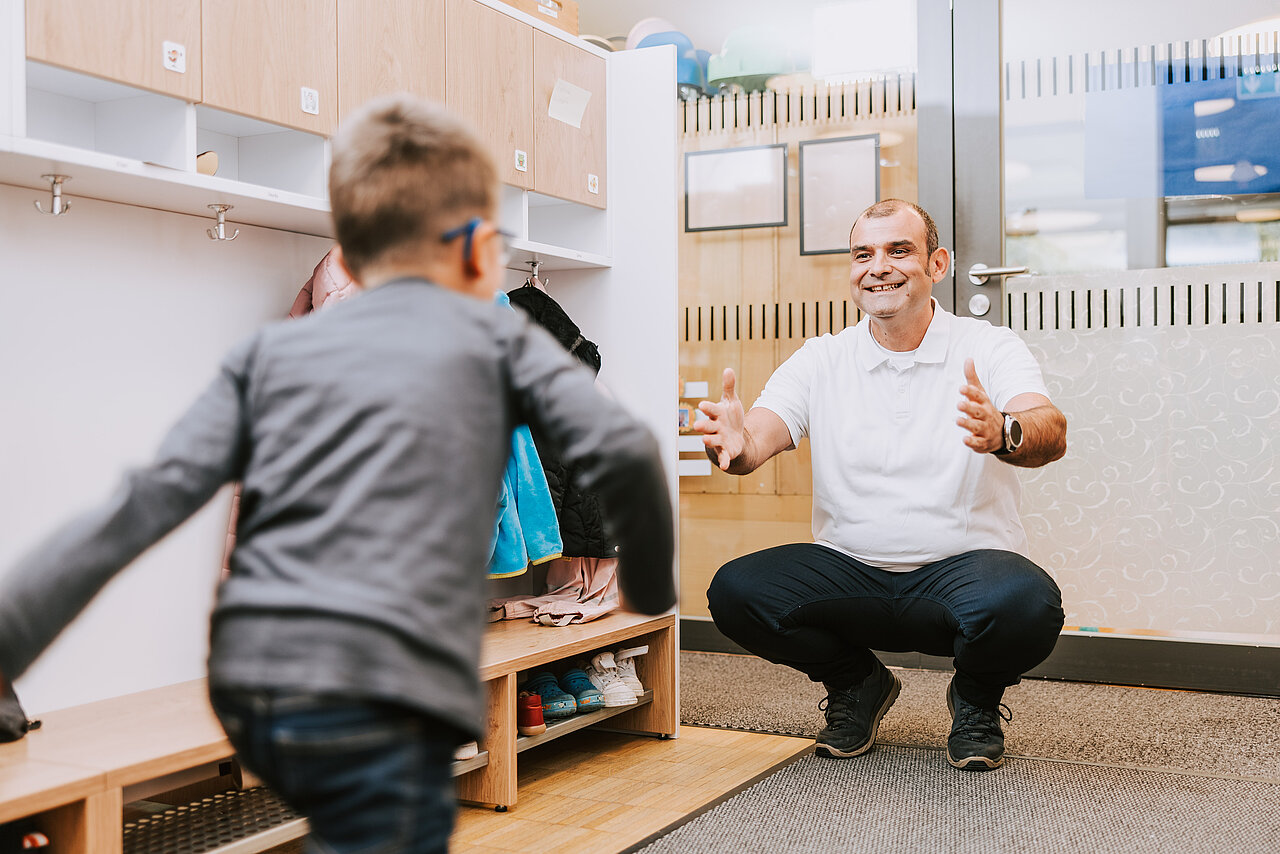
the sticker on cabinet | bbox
[548,79,591,129]
[515,150,528,172]
[587,173,599,195]
[301,87,320,116]
[163,42,186,74]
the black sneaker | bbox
[814,661,901,758]
[946,678,1012,771]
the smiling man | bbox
[695,199,1068,771]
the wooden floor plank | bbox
[452,725,810,853]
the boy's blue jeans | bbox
[708,545,1065,708]
[210,689,464,854]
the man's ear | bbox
[929,246,951,284]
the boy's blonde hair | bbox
[329,94,498,278]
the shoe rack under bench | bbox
[456,611,677,811]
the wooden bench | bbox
[0,679,250,853]
[0,610,676,848]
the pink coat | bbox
[288,247,358,317]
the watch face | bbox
[1008,416,1023,448]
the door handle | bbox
[967,263,1029,285]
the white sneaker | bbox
[453,740,479,761]
[584,652,638,706]
[614,645,648,696]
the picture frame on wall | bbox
[799,134,880,255]
[684,143,788,232]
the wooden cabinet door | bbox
[532,29,605,208]
[26,0,202,101]
[337,0,445,124]
[444,0,533,191]
[202,0,337,135]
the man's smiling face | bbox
[848,207,945,329]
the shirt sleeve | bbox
[501,314,675,617]
[0,335,256,680]
[982,326,1051,412]
[751,339,819,447]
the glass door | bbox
[939,0,1280,655]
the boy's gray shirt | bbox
[0,278,675,736]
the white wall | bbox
[0,183,330,713]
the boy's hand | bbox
[695,369,746,471]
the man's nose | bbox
[869,251,893,276]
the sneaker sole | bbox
[814,671,901,759]
[946,752,1004,771]
[518,724,548,736]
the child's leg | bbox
[211,689,464,854]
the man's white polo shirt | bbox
[753,301,1050,571]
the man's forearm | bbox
[1003,404,1067,468]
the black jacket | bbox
[507,285,614,558]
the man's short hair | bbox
[329,94,498,278]
[849,199,939,258]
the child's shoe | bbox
[614,645,648,695]
[583,651,638,706]
[558,668,605,712]
[518,691,547,735]
[453,740,479,760]
[523,671,578,719]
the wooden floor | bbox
[450,725,812,853]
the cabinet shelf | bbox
[507,237,610,272]
[0,134,332,237]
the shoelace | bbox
[817,686,861,727]
[952,701,1013,741]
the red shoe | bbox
[518,691,547,736]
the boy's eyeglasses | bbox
[441,217,514,270]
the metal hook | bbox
[525,259,548,290]
[34,174,71,216]
[207,204,240,241]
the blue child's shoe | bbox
[523,672,577,719]
[559,668,605,712]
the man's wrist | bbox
[992,412,1022,456]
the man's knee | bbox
[706,555,754,623]
[974,551,1065,634]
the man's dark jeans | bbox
[210,689,465,854]
[708,545,1065,707]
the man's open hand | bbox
[694,368,746,470]
[957,358,1004,454]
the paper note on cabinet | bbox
[549,79,592,129]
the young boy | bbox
[0,95,675,853]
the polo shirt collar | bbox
[855,298,952,371]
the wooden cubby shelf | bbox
[457,611,677,810]
[516,691,655,753]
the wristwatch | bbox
[993,412,1023,456]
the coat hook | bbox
[34,174,71,216]
[207,204,239,241]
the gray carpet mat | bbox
[680,651,1280,781]
[635,746,1280,854]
